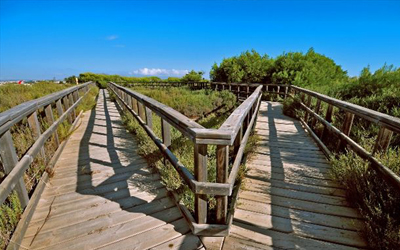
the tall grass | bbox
[0,82,72,112]
[0,85,99,249]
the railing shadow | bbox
[74,89,191,248]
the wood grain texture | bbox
[17,89,202,250]
[223,102,367,250]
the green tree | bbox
[181,70,205,83]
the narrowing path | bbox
[13,90,367,249]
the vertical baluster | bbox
[161,119,171,148]
[145,107,153,129]
[138,102,146,121]
[310,99,321,129]
[68,93,76,120]
[373,127,393,154]
[216,145,228,224]
[304,95,312,122]
[45,104,59,146]
[62,96,73,123]
[27,111,46,159]
[0,131,29,208]
[337,112,355,152]
[194,144,207,224]
[132,97,138,114]
[321,104,334,140]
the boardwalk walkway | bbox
[223,102,367,250]
[20,90,203,250]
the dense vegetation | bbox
[0,82,72,112]
[75,70,207,89]
[0,84,99,249]
[212,49,400,248]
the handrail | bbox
[286,85,400,191]
[108,81,263,235]
[0,82,95,208]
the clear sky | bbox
[1,0,399,80]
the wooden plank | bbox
[239,190,361,219]
[0,131,29,208]
[321,104,334,140]
[229,221,360,250]
[194,144,207,224]
[233,209,366,248]
[236,198,363,231]
[62,96,73,123]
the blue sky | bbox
[0,0,399,80]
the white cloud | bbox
[132,68,189,76]
[106,35,118,40]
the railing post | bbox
[27,111,46,159]
[62,96,73,123]
[161,119,171,148]
[321,104,334,140]
[337,112,355,152]
[138,102,146,121]
[131,97,138,114]
[233,126,243,156]
[68,93,76,120]
[303,95,312,122]
[194,144,207,224]
[310,99,321,128]
[373,127,393,154]
[216,145,228,224]
[145,107,153,129]
[0,131,29,208]
[56,99,64,119]
[45,104,60,146]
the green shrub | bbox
[330,149,400,249]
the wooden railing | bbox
[108,82,262,235]
[211,81,400,191]
[0,82,95,208]
[288,85,400,190]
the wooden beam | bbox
[337,112,355,152]
[373,127,393,154]
[161,119,171,148]
[194,144,208,224]
[62,96,73,123]
[45,104,59,146]
[321,104,334,140]
[216,145,228,224]
[145,107,153,129]
[310,99,321,128]
[27,111,45,159]
[0,131,29,208]
[303,95,312,122]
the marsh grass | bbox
[0,82,72,113]
[0,85,98,249]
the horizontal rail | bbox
[0,82,93,136]
[291,85,400,134]
[0,82,95,205]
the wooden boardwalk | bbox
[19,90,203,250]
[223,102,367,250]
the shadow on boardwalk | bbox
[223,101,367,250]
[20,89,202,249]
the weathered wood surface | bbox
[223,102,367,250]
[18,90,203,250]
